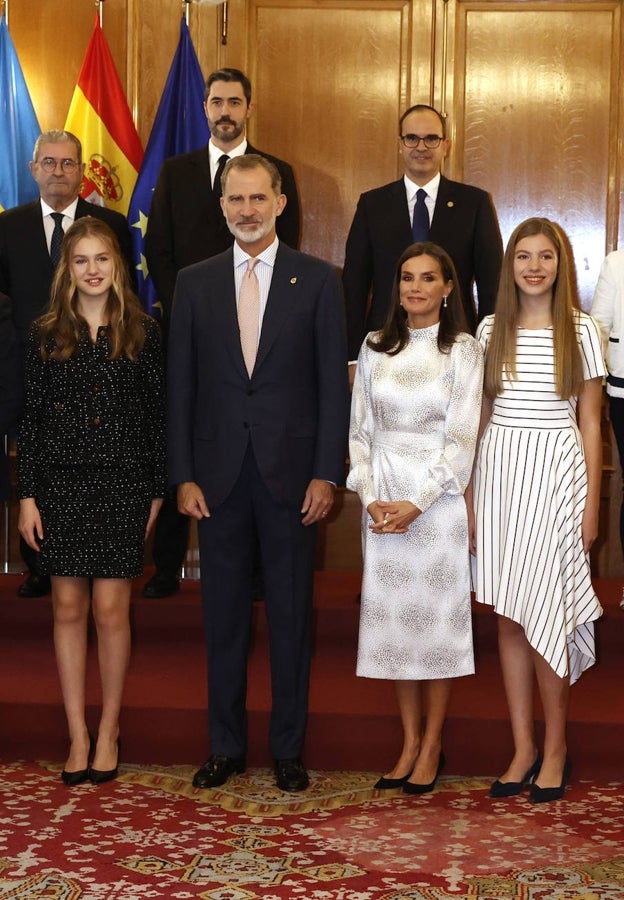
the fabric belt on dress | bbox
[374,430,446,451]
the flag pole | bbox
[184,0,189,26]
[2,0,8,27]
[97,0,103,28]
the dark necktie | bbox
[50,212,65,268]
[412,188,429,243]
[213,154,230,199]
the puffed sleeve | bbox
[346,341,377,509]
[137,317,167,497]
[18,326,47,499]
[410,334,484,513]
[579,313,606,382]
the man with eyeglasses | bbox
[0,129,134,598]
[343,104,503,364]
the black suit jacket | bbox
[145,143,301,323]
[167,242,349,509]
[0,196,135,347]
[342,175,503,357]
[0,291,22,499]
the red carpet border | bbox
[0,761,623,899]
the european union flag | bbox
[0,13,41,211]
[128,17,209,317]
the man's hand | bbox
[177,482,210,520]
[301,479,335,526]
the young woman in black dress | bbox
[18,217,166,785]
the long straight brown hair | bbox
[38,216,147,362]
[484,217,583,400]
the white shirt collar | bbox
[404,171,441,203]
[209,138,248,166]
[233,234,279,270]
[40,196,79,219]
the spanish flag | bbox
[65,13,143,216]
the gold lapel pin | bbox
[290,277,297,284]
[447,201,454,208]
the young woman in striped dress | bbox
[470,218,604,803]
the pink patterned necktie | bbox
[238,258,260,376]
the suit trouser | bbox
[151,488,191,577]
[610,396,624,555]
[196,443,317,760]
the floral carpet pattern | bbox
[0,761,622,899]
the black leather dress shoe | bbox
[89,739,120,785]
[17,574,51,598]
[62,767,90,786]
[529,758,571,804]
[489,754,542,798]
[403,752,445,795]
[374,769,413,790]
[192,755,246,789]
[141,573,180,598]
[274,758,309,792]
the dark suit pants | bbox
[197,444,316,760]
[152,488,190,577]
[610,396,624,554]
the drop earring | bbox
[442,296,448,308]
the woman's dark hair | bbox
[367,241,469,355]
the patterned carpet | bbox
[0,761,623,899]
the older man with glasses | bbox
[0,129,134,598]
[342,104,503,368]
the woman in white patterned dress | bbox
[348,243,483,794]
[469,218,604,803]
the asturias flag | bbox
[0,13,41,211]
[65,13,143,217]
[128,17,209,316]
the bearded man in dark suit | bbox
[343,104,503,364]
[167,155,349,793]
[143,67,301,600]
[0,129,134,597]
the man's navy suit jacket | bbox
[0,196,134,347]
[145,143,301,323]
[167,242,349,509]
[342,175,503,358]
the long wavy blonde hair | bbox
[38,216,147,361]
[484,217,583,400]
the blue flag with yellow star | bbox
[127,17,208,316]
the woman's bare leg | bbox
[52,575,91,772]
[406,678,451,785]
[496,614,539,782]
[532,650,569,788]
[383,680,423,779]
[91,577,132,771]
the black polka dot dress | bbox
[18,317,166,578]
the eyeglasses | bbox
[400,134,444,149]
[38,157,80,173]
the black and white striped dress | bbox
[474,312,604,684]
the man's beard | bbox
[226,216,275,245]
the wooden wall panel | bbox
[9,0,128,136]
[248,0,412,265]
[454,2,621,308]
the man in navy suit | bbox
[0,129,134,597]
[343,104,503,363]
[143,67,300,600]
[167,155,349,792]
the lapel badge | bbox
[290,277,297,284]
[447,201,454,208]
